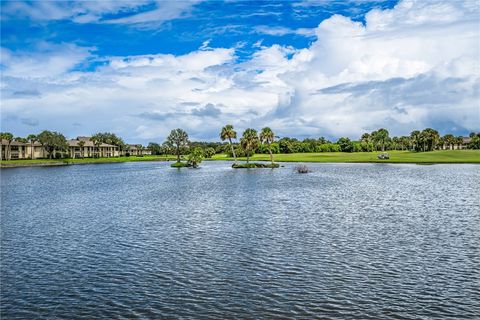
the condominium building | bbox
[1,137,133,160]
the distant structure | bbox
[1,136,148,160]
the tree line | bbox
[1,127,479,161]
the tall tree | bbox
[220,124,238,164]
[420,128,440,151]
[166,128,189,162]
[410,130,421,151]
[91,132,125,156]
[260,127,275,164]
[0,132,14,160]
[90,136,103,158]
[443,134,455,150]
[27,134,38,159]
[456,136,464,150]
[240,128,259,164]
[37,131,68,159]
[78,140,85,158]
[373,128,390,152]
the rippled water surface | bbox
[1,162,479,319]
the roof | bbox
[68,139,117,148]
[0,139,41,146]
[127,144,142,150]
[1,138,116,148]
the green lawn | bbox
[211,150,480,164]
[1,155,177,167]
[2,150,479,167]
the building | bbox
[1,139,46,160]
[1,137,120,160]
[439,137,472,150]
[124,144,150,156]
[1,137,151,160]
[68,137,119,158]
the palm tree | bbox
[78,140,85,158]
[420,128,440,151]
[90,137,102,158]
[220,124,238,164]
[240,128,259,164]
[0,132,14,160]
[166,128,189,163]
[410,130,421,151]
[260,127,275,164]
[27,134,38,159]
[443,134,455,150]
[374,128,390,152]
[456,136,464,150]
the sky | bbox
[1,0,479,143]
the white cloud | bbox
[104,0,202,27]
[0,0,200,27]
[1,0,479,142]
[254,25,316,37]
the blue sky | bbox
[1,0,478,143]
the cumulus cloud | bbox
[1,0,479,142]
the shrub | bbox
[204,147,216,158]
[171,161,188,168]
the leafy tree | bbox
[147,142,162,155]
[204,147,216,158]
[27,134,38,159]
[220,124,237,164]
[166,128,189,162]
[337,137,354,152]
[91,132,124,156]
[187,147,204,168]
[318,137,328,144]
[360,133,371,147]
[260,127,275,164]
[240,128,259,164]
[37,130,68,159]
[278,137,298,153]
[0,132,14,160]
[468,133,480,149]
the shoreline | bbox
[2,151,480,168]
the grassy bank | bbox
[1,155,177,167]
[2,150,479,168]
[212,150,480,164]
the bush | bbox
[171,161,188,168]
[337,137,354,152]
[187,147,204,168]
[204,147,216,158]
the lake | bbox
[1,161,479,319]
